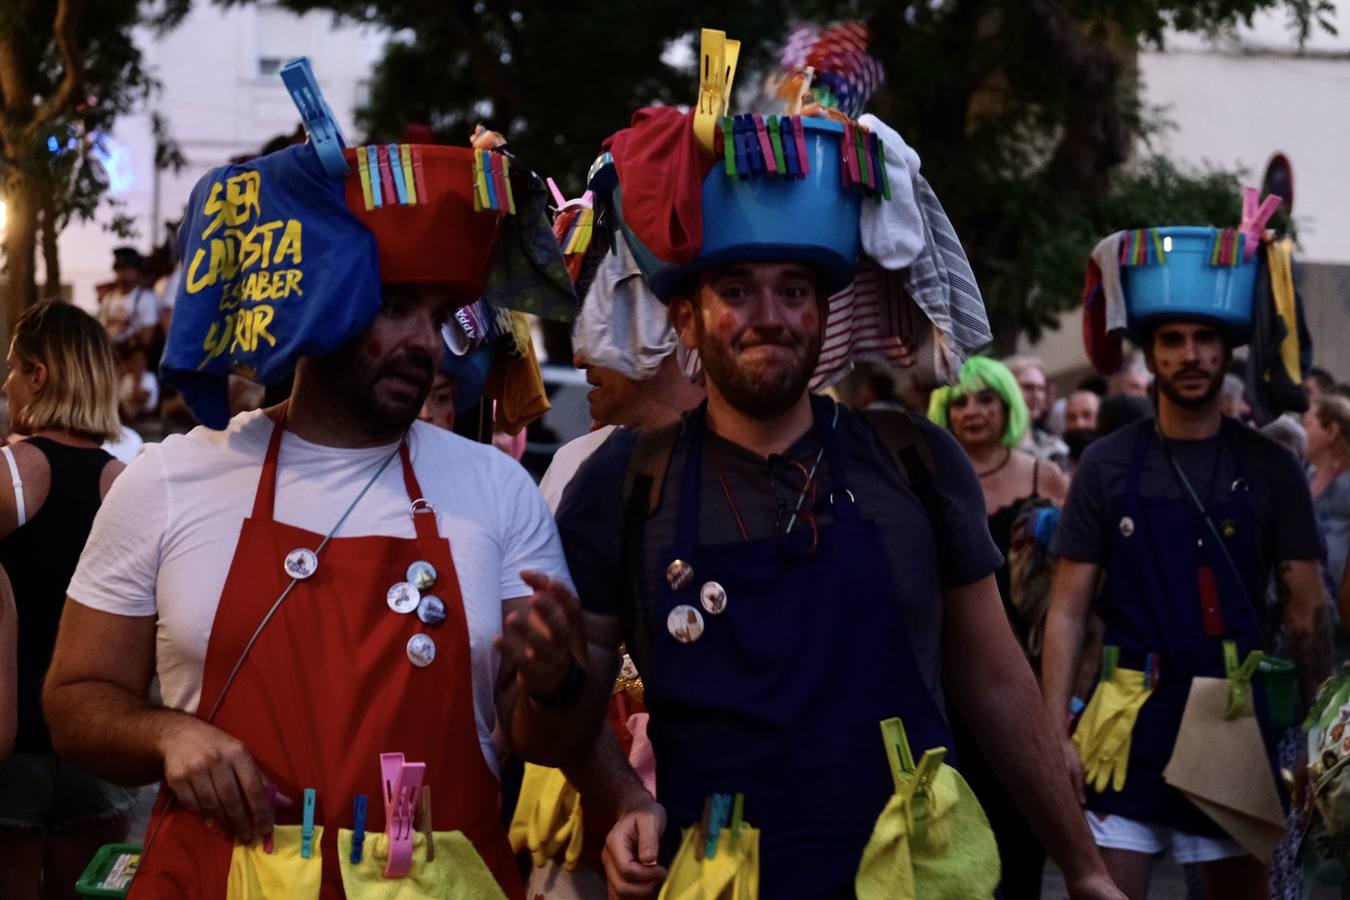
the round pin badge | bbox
[666,559,695,592]
[700,581,728,615]
[387,581,421,615]
[407,561,438,592]
[284,548,318,581]
[667,604,705,644]
[417,594,446,627]
[1220,520,1237,540]
[407,633,436,668]
[1118,516,1135,538]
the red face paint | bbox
[800,310,817,332]
[716,312,736,336]
[365,340,383,357]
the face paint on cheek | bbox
[800,310,817,332]
[716,312,736,336]
[364,340,382,358]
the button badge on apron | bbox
[406,633,436,668]
[667,604,705,644]
[1220,520,1237,540]
[387,581,421,615]
[700,581,728,615]
[416,594,446,627]
[666,559,694,592]
[407,561,438,592]
[1118,516,1135,538]
[284,548,318,581]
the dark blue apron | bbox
[1085,418,1281,836]
[642,396,962,898]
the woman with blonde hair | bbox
[0,301,130,900]
[1306,394,1350,608]
[928,355,1069,900]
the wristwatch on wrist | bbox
[529,658,588,708]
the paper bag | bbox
[1162,676,1285,861]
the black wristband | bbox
[529,658,588,708]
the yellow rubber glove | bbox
[227,825,323,900]
[507,764,584,869]
[1072,660,1155,794]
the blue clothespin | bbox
[280,57,350,178]
[300,788,316,859]
[703,793,733,859]
[351,794,368,864]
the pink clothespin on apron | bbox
[380,752,426,878]
[1239,186,1283,262]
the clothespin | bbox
[901,748,947,832]
[780,117,799,178]
[873,131,892,201]
[1101,644,1119,681]
[694,29,741,152]
[792,117,811,176]
[752,115,777,176]
[727,793,745,852]
[546,177,568,209]
[703,793,733,860]
[419,786,434,862]
[262,784,277,854]
[879,718,946,833]
[380,752,426,878]
[1223,640,1264,720]
[387,144,410,205]
[410,145,428,205]
[1239,186,1283,262]
[365,146,384,208]
[695,796,713,861]
[351,794,368,864]
[300,788,316,859]
[768,116,787,176]
[280,57,349,178]
[880,717,916,793]
[733,116,750,180]
[721,117,737,177]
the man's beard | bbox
[695,317,820,418]
[1156,365,1224,409]
[318,342,436,430]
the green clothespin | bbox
[722,116,737,178]
[1223,640,1264,720]
[880,717,916,793]
[1101,645,1119,681]
[727,792,745,852]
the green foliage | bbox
[235,0,1329,348]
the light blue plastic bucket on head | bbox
[604,117,862,302]
[1122,226,1258,345]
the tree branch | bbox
[28,0,84,136]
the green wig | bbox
[927,356,1030,448]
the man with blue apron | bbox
[1043,225,1329,899]
[554,95,1122,898]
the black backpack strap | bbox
[619,422,681,671]
[859,407,937,492]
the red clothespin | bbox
[380,752,426,878]
[752,115,777,176]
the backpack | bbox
[617,407,941,671]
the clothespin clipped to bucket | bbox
[1239,186,1283,262]
[694,28,741,152]
[380,752,426,878]
[1223,640,1264,720]
[300,788,317,859]
[280,58,349,178]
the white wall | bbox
[50,3,385,311]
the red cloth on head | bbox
[602,107,716,265]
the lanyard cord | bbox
[1154,421,1270,650]
[204,440,403,723]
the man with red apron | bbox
[1043,225,1329,899]
[553,94,1122,897]
[42,113,593,896]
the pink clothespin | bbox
[380,752,426,879]
[1239,186,1282,262]
[546,177,568,209]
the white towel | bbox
[857,114,925,271]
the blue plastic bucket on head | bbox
[1122,226,1258,345]
[605,117,862,301]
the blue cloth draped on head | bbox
[161,143,382,429]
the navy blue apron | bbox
[642,396,961,898]
[1084,419,1281,836]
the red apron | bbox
[130,417,523,899]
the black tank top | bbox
[0,438,114,754]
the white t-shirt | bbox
[538,426,616,513]
[69,411,572,774]
[97,286,159,342]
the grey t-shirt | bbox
[555,404,1003,706]
[1052,417,1324,574]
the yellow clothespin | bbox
[1223,640,1264,720]
[694,28,740,152]
[880,717,946,832]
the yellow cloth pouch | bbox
[657,802,760,900]
[1072,647,1155,793]
[507,763,585,870]
[335,829,506,900]
[226,825,323,900]
[856,718,999,900]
